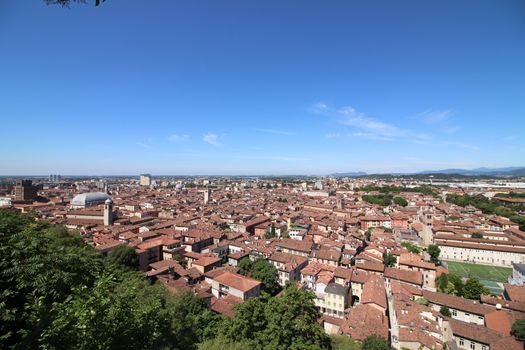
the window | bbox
[470,342,475,350]
[459,339,464,346]
[482,346,486,350]
[452,310,457,316]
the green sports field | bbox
[444,261,512,283]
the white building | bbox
[509,262,525,286]
[139,174,152,187]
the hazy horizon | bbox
[2,165,525,178]
[1,0,524,175]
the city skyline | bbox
[1,0,524,175]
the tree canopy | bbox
[237,258,280,295]
[440,306,451,317]
[0,209,217,350]
[362,335,393,350]
[362,194,393,206]
[436,273,465,296]
[220,284,331,349]
[106,244,139,270]
[383,253,397,267]
[427,245,441,265]
[511,319,525,341]
[393,196,408,207]
[401,242,421,254]
[447,193,525,230]
[463,278,489,300]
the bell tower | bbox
[104,198,113,226]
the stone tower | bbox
[104,198,113,226]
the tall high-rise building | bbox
[48,174,62,182]
[14,180,38,202]
[139,174,152,186]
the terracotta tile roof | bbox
[314,248,342,262]
[210,295,243,318]
[214,271,261,292]
[193,256,222,267]
[423,290,493,315]
[361,274,387,309]
[300,262,336,276]
[504,284,525,303]
[276,238,314,253]
[390,279,423,297]
[355,261,385,273]
[481,294,525,313]
[385,267,423,286]
[448,318,523,350]
[399,253,436,270]
[204,266,238,279]
[340,304,388,341]
[485,310,516,335]
[349,268,370,284]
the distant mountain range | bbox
[418,167,525,176]
[330,167,525,177]
[329,171,368,177]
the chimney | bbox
[496,303,502,310]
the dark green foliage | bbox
[448,274,465,296]
[495,192,525,199]
[362,334,393,350]
[383,253,396,267]
[401,242,421,254]
[173,253,188,268]
[471,232,483,239]
[106,244,139,270]
[40,272,170,349]
[198,336,252,350]
[0,210,103,349]
[362,194,393,206]
[330,335,361,350]
[265,223,276,238]
[436,273,465,296]
[238,258,280,295]
[358,185,434,196]
[0,209,214,350]
[393,196,408,207]
[251,258,280,295]
[446,194,525,229]
[511,319,525,341]
[0,209,35,238]
[365,229,372,241]
[427,245,441,264]
[436,273,450,292]
[463,278,489,300]
[237,257,253,276]
[440,306,451,317]
[221,284,331,349]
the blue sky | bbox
[1,0,524,175]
